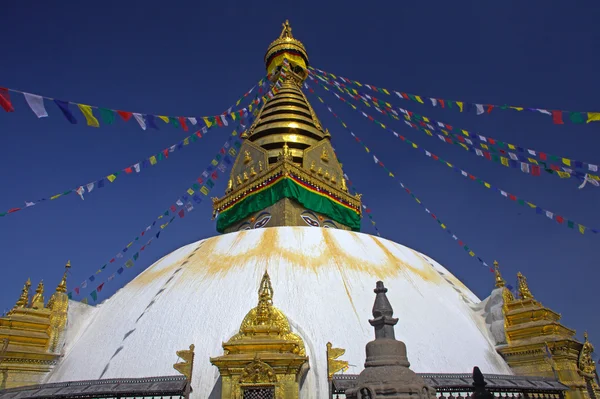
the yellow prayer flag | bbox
[589,174,600,181]
[365,147,370,153]
[469,251,475,257]
[527,202,536,208]
[461,129,469,137]
[158,116,169,123]
[556,171,571,178]
[527,157,539,165]
[456,101,464,112]
[231,112,237,121]
[481,143,489,150]
[77,104,99,128]
[380,123,386,129]
[200,186,209,195]
[501,157,509,167]
[158,215,163,219]
[351,104,357,110]
[510,106,524,111]
[183,138,189,145]
[187,188,194,195]
[355,81,362,87]
[161,223,168,229]
[389,172,394,177]
[107,174,117,182]
[229,148,237,156]
[562,158,571,166]
[579,224,586,234]
[385,102,391,108]
[382,88,390,95]
[50,194,62,200]
[127,242,133,248]
[249,104,253,112]
[440,223,446,229]
[446,162,453,168]
[412,143,418,148]
[587,112,600,123]
[149,156,157,165]
[414,95,424,104]
[236,98,242,106]
[211,159,218,166]
[342,122,347,128]
[232,130,238,136]
[425,129,433,136]
[330,73,337,79]
[507,144,516,150]
[81,298,88,305]
[392,114,399,120]
[459,143,468,150]
[415,198,421,204]
[318,97,324,103]
[484,182,491,188]
[422,116,430,122]
[203,117,212,127]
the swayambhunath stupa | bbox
[1,17,599,399]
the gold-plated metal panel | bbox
[255,112,318,127]
[251,121,325,139]
[261,105,312,118]
[253,134,317,148]
[267,148,303,159]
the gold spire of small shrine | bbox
[517,272,534,300]
[493,260,506,288]
[56,260,71,293]
[14,278,31,308]
[256,271,274,325]
[31,281,45,309]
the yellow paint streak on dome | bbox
[130,228,442,287]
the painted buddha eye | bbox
[301,211,320,227]
[254,212,272,229]
[322,219,338,229]
[238,221,252,231]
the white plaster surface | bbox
[47,227,511,398]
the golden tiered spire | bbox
[493,260,506,288]
[30,281,45,309]
[55,260,71,293]
[256,271,274,325]
[517,272,534,300]
[14,278,31,308]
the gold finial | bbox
[584,331,589,341]
[56,260,70,294]
[173,344,195,381]
[258,160,263,172]
[14,278,32,308]
[341,176,347,191]
[321,148,329,162]
[310,160,316,172]
[280,20,292,39]
[31,281,45,309]
[256,271,274,325]
[227,179,233,192]
[244,150,252,164]
[517,272,534,300]
[282,142,292,160]
[493,260,506,288]
[579,331,596,375]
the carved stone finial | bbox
[471,367,494,399]
[517,272,534,300]
[369,281,398,340]
[31,281,45,309]
[493,260,506,288]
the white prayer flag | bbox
[25,201,35,207]
[220,115,228,126]
[133,163,141,173]
[589,164,598,172]
[430,98,437,107]
[509,153,519,161]
[545,211,554,219]
[23,93,48,118]
[133,113,146,130]
[521,163,530,173]
[475,104,484,115]
[76,186,85,200]
[86,182,94,193]
[176,199,184,207]
[188,117,197,125]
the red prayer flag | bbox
[539,152,547,160]
[211,171,218,179]
[178,209,185,218]
[75,287,80,294]
[109,258,115,263]
[117,111,133,121]
[0,88,15,112]
[170,205,176,212]
[509,194,517,201]
[531,165,541,176]
[215,116,223,127]
[439,99,445,108]
[124,167,133,174]
[445,124,453,130]
[458,240,464,246]
[195,131,202,138]
[7,208,20,213]
[178,117,189,131]
[197,177,204,184]
[488,138,496,145]
[552,110,564,124]
[556,216,564,224]
[432,155,439,161]
[162,149,169,158]
[487,105,494,113]
[97,283,105,293]
[484,152,492,160]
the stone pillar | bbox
[346,281,436,399]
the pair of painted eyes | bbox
[300,211,337,229]
[238,213,272,230]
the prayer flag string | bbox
[0,73,273,131]
[0,83,277,218]
[306,81,599,236]
[69,130,245,303]
[309,70,599,184]
[304,85,491,269]
[308,66,600,125]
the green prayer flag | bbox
[215,154,222,161]
[190,134,197,142]
[62,190,72,195]
[157,153,164,161]
[169,117,180,128]
[206,179,215,188]
[234,141,242,149]
[90,290,97,301]
[99,108,115,124]
[492,155,500,162]
[567,220,574,229]
[518,199,525,206]
[164,210,169,216]
[68,292,72,299]
[570,112,585,124]
[101,264,107,269]
[133,252,139,260]
[192,183,200,190]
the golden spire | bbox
[493,260,506,288]
[517,272,534,300]
[264,20,308,75]
[280,19,292,39]
[256,271,274,325]
[31,281,45,309]
[56,260,71,293]
[14,278,31,308]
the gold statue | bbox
[250,166,257,176]
[243,172,249,181]
[324,170,330,180]
[517,272,534,300]
[317,167,323,176]
[14,278,31,308]
[236,175,243,185]
[280,141,292,161]
[227,179,233,191]
[31,281,45,309]
[331,175,337,184]
[310,160,316,172]
[493,260,506,288]
[341,176,347,191]
[258,160,263,172]
[321,148,329,162]
[244,150,252,164]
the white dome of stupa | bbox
[46,226,511,398]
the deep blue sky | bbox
[1,2,599,348]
